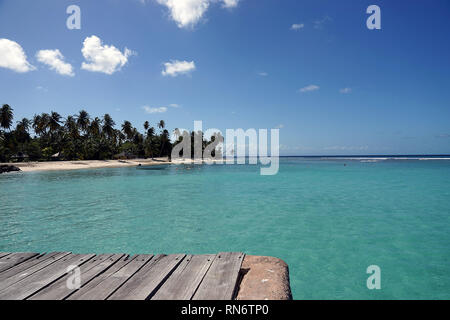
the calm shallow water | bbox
[1,158,449,299]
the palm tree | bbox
[122,121,133,140]
[144,121,149,131]
[65,115,79,139]
[16,118,30,133]
[15,118,31,145]
[158,120,165,131]
[132,129,141,144]
[134,131,145,157]
[159,129,169,157]
[88,117,101,137]
[39,113,51,135]
[48,111,62,133]
[147,127,155,137]
[0,104,14,131]
[32,114,42,137]
[102,114,115,139]
[76,110,90,135]
[146,127,155,159]
[117,131,126,144]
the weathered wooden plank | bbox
[66,255,133,300]
[0,253,11,259]
[193,252,245,300]
[0,252,40,273]
[68,254,153,300]
[29,254,125,300]
[0,254,95,300]
[0,251,246,300]
[109,254,186,300]
[0,252,68,282]
[0,252,36,262]
[0,252,71,292]
[152,254,216,300]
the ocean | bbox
[1,157,449,299]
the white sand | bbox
[4,158,171,173]
[2,158,234,173]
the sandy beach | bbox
[1,158,235,173]
[2,158,171,173]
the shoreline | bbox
[0,158,234,173]
[6,155,449,174]
[1,158,172,173]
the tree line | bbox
[0,104,172,162]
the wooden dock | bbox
[0,252,245,300]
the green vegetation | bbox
[172,129,223,159]
[0,104,172,162]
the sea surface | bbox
[1,157,449,299]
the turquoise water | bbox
[1,158,449,299]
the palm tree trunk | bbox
[159,140,166,158]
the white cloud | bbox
[299,85,320,93]
[0,39,35,73]
[162,60,196,77]
[142,106,168,114]
[156,0,240,28]
[81,36,134,75]
[275,124,284,129]
[157,0,210,28]
[314,16,332,29]
[36,86,48,92]
[142,103,180,114]
[258,72,268,76]
[222,0,239,8]
[291,23,304,31]
[339,87,352,94]
[36,49,74,76]
[142,103,181,113]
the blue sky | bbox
[0,0,449,155]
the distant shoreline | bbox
[0,158,236,173]
[2,155,450,174]
[1,158,172,173]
